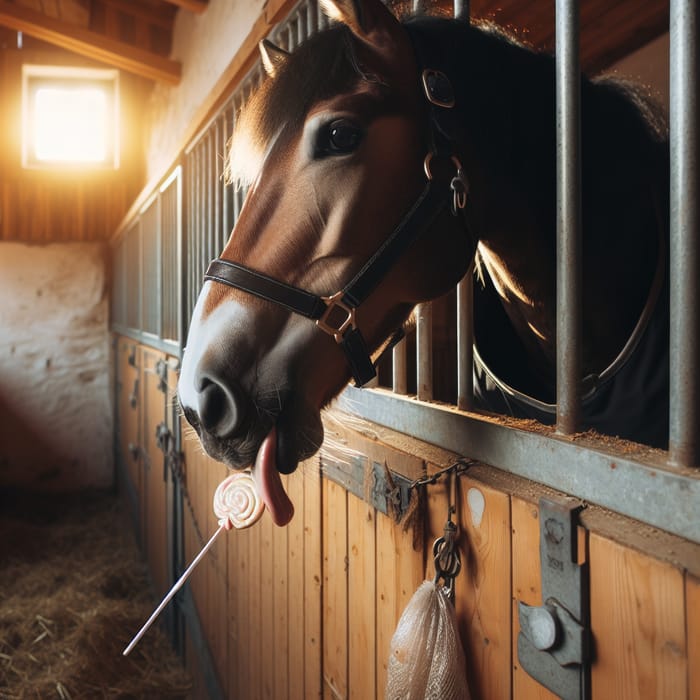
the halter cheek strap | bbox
[204,172,454,386]
[203,39,469,387]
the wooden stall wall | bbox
[170,409,700,700]
[113,335,177,616]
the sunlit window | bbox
[22,65,119,169]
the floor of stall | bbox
[0,486,191,699]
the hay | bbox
[0,488,192,699]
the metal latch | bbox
[156,422,172,483]
[129,378,139,409]
[155,359,169,394]
[517,496,590,700]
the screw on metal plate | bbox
[517,496,590,700]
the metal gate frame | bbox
[111,0,699,547]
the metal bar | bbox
[156,195,163,339]
[669,0,699,467]
[232,97,242,224]
[206,135,215,263]
[297,9,304,45]
[307,0,318,36]
[454,0,473,411]
[555,0,582,435]
[176,167,184,349]
[457,266,473,411]
[453,0,469,21]
[337,386,700,544]
[213,118,222,253]
[416,302,433,401]
[392,338,407,394]
[318,0,328,31]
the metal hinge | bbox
[517,496,590,700]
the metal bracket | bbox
[321,454,414,520]
[517,497,590,700]
[127,442,140,462]
[156,422,174,482]
[155,358,169,394]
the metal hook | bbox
[433,472,462,602]
[433,521,461,602]
[450,167,469,214]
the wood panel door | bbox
[115,336,141,527]
[140,346,171,598]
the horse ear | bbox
[320,0,403,43]
[259,39,290,78]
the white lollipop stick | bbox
[122,524,224,656]
[123,471,265,656]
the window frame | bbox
[21,64,120,170]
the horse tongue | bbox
[253,427,294,526]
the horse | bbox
[178,0,670,525]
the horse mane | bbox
[228,11,669,212]
[226,26,364,188]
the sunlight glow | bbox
[22,65,119,169]
[33,87,108,163]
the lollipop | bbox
[123,470,265,656]
[214,472,264,530]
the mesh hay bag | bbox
[386,581,471,700]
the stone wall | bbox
[0,242,113,490]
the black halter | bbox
[203,35,469,387]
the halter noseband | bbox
[203,38,469,387]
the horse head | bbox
[178,0,475,524]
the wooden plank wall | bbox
[114,335,174,604]
[115,337,700,700]
[178,434,699,699]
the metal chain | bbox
[407,458,475,603]
[408,457,475,492]
[160,429,210,554]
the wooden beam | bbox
[101,0,176,30]
[0,1,181,84]
[161,0,208,13]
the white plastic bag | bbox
[386,580,471,700]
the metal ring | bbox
[423,153,465,182]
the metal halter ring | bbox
[423,154,469,213]
[315,291,357,344]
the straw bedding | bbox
[0,488,192,699]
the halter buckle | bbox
[316,291,356,344]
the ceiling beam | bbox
[100,0,176,29]
[0,1,181,84]
[161,0,208,13]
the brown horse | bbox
[178,0,669,525]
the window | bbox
[22,65,119,169]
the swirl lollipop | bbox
[214,472,265,530]
[123,470,265,656]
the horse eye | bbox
[316,119,363,156]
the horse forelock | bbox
[226,26,365,189]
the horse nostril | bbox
[197,378,245,438]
